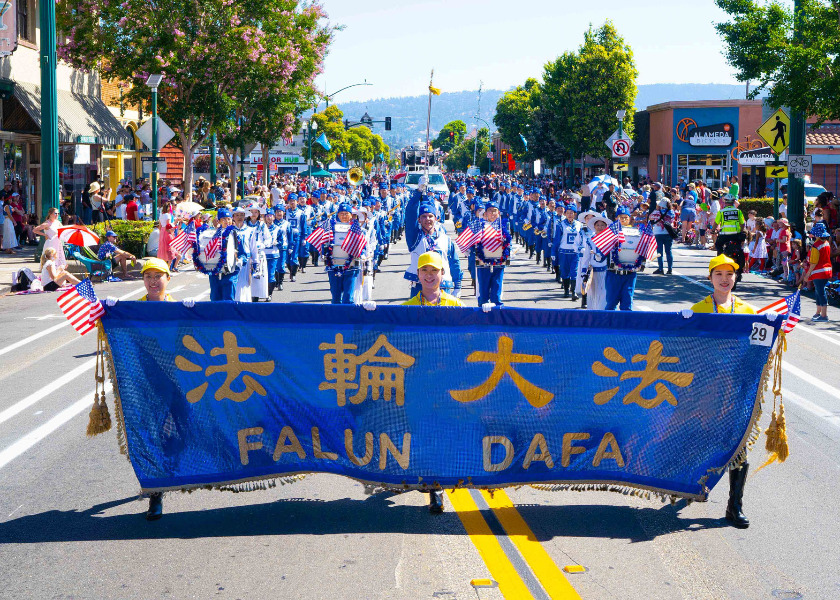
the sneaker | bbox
[666,269,673,275]
[652,268,664,275]
[811,315,824,322]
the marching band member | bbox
[248,205,271,302]
[232,207,257,302]
[553,204,582,300]
[296,193,313,272]
[578,212,610,310]
[604,207,647,311]
[286,193,302,281]
[316,202,362,304]
[534,196,550,267]
[193,207,241,302]
[353,200,380,302]
[404,201,463,299]
[474,200,511,307]
[263,208,281,296]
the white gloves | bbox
[182,298,196,308]
[105,296,118,307]
[765,311,779,322]
[482,303,494,313]
[680,309,693,319]
[362,301,377,311]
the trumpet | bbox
[348,167,365,186]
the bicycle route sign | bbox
[787,154,813,176]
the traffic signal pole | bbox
[788,0,806,237]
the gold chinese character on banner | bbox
[592,341,694,409]
[175,332,275,403]
[450,335,553,408]
[319,333,416,407]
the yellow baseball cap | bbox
[417,251,443,271]
[708,254,738,273]
[141,257,171,276]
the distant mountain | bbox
[322,84,761,152]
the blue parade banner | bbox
[101,303,780,500]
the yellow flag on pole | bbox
[429,85,441,96]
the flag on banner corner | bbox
[57,279,104,336]
[758,291,801,333]
[341,221,367,257]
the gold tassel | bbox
[755,332,790,474]
[87,323,112,436]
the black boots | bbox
[428,490,444,514]
[725,463,750,528]
[299,255,308,272]
[310,249,319,267]
[535,251,541,264]
[581,294,588,308]
[277,272,285,290]
[146,492,163,521]
[554,266,561,283]
[571,281,579,302]
[289,264,298,281]
[563,279,570,298]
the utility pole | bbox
[473,81,482,168]
[39,0,58,221]
[787,0,807,238]
[210,133,217,185]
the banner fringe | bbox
[87,323,112,436]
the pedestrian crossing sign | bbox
[765,163,788,179]
[757,108,791,155]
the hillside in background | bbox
[320,84,760,152]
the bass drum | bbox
[223,229,238,273]
[196,227,238,274]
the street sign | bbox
[787,154,813,176]
[757,108,791,155]
[605,130,634,151]
[135,117,176,151]
[141,158,167,174]
[614,163,629,171]
[611,139,631,159]
[765,163,788,179]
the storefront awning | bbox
[10,81,134,147]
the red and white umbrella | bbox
[57,224,100,247]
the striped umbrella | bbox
[57,225,100,247]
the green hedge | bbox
[91,221,155,258]
[736,198,777,218]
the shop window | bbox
[17,0,34,43]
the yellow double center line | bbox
[447,488,582,599]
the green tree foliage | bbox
[307,106,391,169]
[56,0,333,196]
[445,127,491,173]
[432,120,467,152]
[493,78,538,160]
[715,0,840,122]
[542,21,638,159]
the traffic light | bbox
[449,131,454,141]
[385,117,391,131]
[501,149,508,162]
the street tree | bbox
[432,120,467,152]
[445,127,491,173]
[715,0,840,122]
[542,21,637,161]
[310,105,349,166]
[56,0,333,197]
[493,78,538,160]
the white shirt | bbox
[115,194,127,219]
[41,260,56,286]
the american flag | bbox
[341,220,367,257]
[305,225,333,252]
[592,221,625,255]
[170,223,197,255]
[481,222,504,253]
[758,291,801,333]
[635,225,658,261]
[56,279,104,336]
[456,221,482,253]
[204,234,222,260]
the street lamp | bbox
[322,81,372,109]
[145,74,164,219]
[306,119,318,182]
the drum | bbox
[196,228,238,274]
[331,222,351,261]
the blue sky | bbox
[316,0,742,103]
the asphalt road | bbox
[1,225,839,600]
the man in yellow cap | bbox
[689,254,755,528]
[104,256,195,521]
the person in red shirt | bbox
[776,218,791,281]
[805,222,833,322]
[124,193,139,221]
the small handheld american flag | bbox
[758,291,801,333]
[57,279,104,336]
[635,225,658,261]
[341,220,367,257]
[305,225,334,252]
[170,223,197,256]
[481,222,504,253]
[592,221,625,255]
[455,221,481,253]
[203,234,222,260]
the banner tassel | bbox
[87,323,112,436]
[755,332,790,474]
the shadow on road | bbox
[0,492,727,544]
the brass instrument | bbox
[348,167,365,186]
